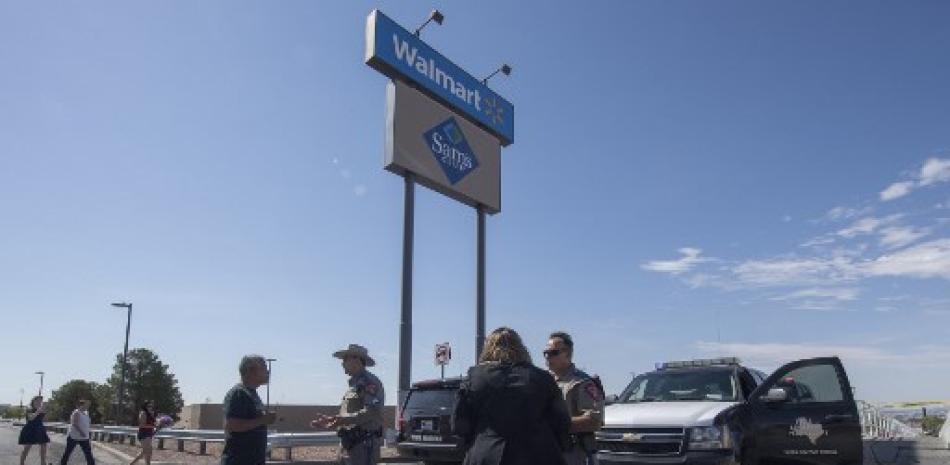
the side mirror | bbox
[762,388,788,403]
[605,394,619,405]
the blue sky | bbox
[2,1,949,407]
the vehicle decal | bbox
[789,417,826,445]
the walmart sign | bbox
[365,9,514,146]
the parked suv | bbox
[396,377,466,465]
[597,357,862,465]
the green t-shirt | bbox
[221,384,266,465]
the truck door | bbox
[746,357,862,465]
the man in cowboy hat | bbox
[311,344,385,465]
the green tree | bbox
[2,405,26,419]
[921,416,945,436]
[47,380,104,423]
[106,348,184,425]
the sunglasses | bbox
[543,349,563,358]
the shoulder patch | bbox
[584,382,601,401]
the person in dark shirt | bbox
[19,395,50,465]
[454,327,570,465]
[221,355,276,465]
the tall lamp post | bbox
[111,302,133,424]
[265,358,276,409]
[35,371,45,396]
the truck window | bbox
[768,364,844,404]
[620,369,738,402]
[738,369,757,399]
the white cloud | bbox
[864,238,950,280]
[878,226,931,249]
[800,235,836,248]
[781,214,792,223]
[825,206,872,221]
[771,287,860,302]
[836,215,901,238]
[641,248,711,275]
[731,256,859,287]
[695,341,900,365]
[880,181,914,201]
[354,184,368,196]
[919,158,950,186]
[880,157,950,201]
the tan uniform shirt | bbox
[338,369,385,431]
[555,365,604,465]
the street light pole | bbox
[111,302,133,424]
[35,371,44,396]
[265,358,276,409]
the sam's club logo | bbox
[424,118,479,185]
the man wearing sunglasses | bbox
[544,331,604,465]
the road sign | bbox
[435,343,452,366]
[365,9,515,146]
[386,80,501,213]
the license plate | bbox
[410,434,442,442]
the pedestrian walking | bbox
[59,399,95,465]
[129,401,159,465]
[18,395,50,465]
[453,327,570,465]
[545,331,604,465]
[310,344,385,465]
[221,355,276,465]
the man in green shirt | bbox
[221,355,276,465]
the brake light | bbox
[397,408,406,434]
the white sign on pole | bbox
[386,80,502,214]
[435,343,452,366]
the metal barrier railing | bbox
[39,422,352,461]
[857,400,921,440]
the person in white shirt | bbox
[59,399,95,465]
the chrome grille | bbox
[596,427,686,456]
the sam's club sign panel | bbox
[386,81,501,213]
[366,9,514,146]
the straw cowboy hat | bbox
[332,344,376,367]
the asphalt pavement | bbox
[0,424,124,465]
[4,422,950,465]
[863,438,950,465]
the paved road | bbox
[0,424,123,465]
[864,438,950,465]
[5,424,948,465]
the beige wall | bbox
[178,404,396,432]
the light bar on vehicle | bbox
[658,357,741,370]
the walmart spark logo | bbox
[482,96,506,127]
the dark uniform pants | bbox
[61,438,95,465]
[340,436,381,465]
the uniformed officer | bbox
[545,332,604,465]
[310,344,385,465]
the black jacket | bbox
[454,362,570,465]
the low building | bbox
[178,404,396,432]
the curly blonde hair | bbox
[479,327,532,365]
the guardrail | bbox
[940,415,950,448]
[857,401,921,440]
[41,423,356,461]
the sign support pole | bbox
[399,174,415,403]
[476,205,486,360]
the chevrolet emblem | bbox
[622,433,643,442]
